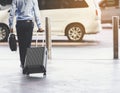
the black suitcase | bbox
[23,32,47,76]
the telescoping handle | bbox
[35,31,46,47]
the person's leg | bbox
[16,21,34,67]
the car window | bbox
[38,0,88,10]
[0,0,12,6]
[99,0,119,8]
[0,0,12,10]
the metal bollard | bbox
[112,16,119,59]
[45,17,52,59]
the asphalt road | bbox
[1,24,119,60]
[0,24,115,47]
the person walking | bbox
[9,0,44,68]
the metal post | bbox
[113,16,119,59]
[45,17,52,59]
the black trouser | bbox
[16,20,34,66]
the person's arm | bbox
[33,0,44,32]
[33,0,41,29]
[9,0,16,33]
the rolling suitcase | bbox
[23,32,47,76]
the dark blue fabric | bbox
[16,20,34,66]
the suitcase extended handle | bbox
[35,31,46,47]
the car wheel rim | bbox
[68,26,82,41]
[0,27,6,41]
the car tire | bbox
[0,24,10,42]
[65,23,85,42]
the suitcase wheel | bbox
[43,72,46,76]
[23,69,29,75]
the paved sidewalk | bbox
[0,45,120,93]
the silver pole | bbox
[45,17,52,59]
[112,16,119,59]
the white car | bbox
[0,0,102,42]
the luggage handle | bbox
[35,31,45,47]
